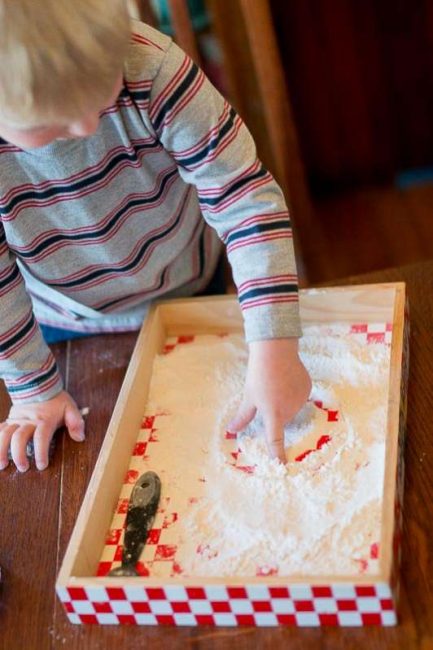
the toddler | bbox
[0,0,311,472]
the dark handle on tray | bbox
[122,471,161,569]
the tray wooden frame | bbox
[56,282,408,626]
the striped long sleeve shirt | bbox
[0,21,301,404]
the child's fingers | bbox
[64,405,85,442]
[264,418,287,464]
[0,423,18,470]
[227,401,256,433]
[9,423,36,472]
[33,422,54,470]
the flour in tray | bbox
[144,325,390,577]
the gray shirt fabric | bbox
[0,21,301,403]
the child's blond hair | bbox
[0,0,131,128]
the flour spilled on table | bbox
[142,325,390,577]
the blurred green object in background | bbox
[150,0,210,34]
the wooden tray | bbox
[56,283,409,627]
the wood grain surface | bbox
[1,261,433,648]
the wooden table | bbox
[1,260,433,650]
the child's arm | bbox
[139,38,301,340]
[0,227,85,470]
[136,35,311,459]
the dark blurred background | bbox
[273,0,433,195]
[134,0,433,284]
[270,0,433,282]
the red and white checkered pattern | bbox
[97,411,183,579]
[57,582,397,626]
[59,321,404,627]
[349,322,393,345]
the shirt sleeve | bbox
[145,40,302,341]
[0,223,63,403]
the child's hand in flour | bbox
[228,338,311,464]
[0,390,85,472]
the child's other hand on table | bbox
[0,390,85,472]
[228,338,311,464]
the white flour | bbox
[141,325,390,577]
